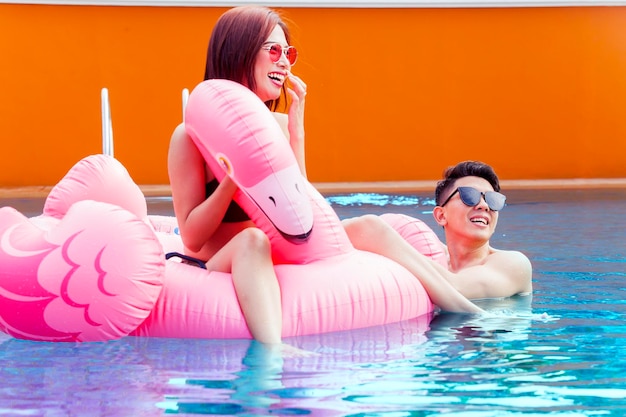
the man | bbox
[343,160,532,313]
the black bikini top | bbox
[205,179,251,223]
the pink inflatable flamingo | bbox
[0,80,446,342]
[0,159,166,341]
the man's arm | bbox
[343,215,484,313]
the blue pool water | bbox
[1,188,625,416]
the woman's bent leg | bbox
[206,228,282,344]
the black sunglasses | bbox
[440,186,506,211]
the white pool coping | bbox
[1,178,625,199]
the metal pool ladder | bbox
[100,87,190,156]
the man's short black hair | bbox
[435,161,501,206]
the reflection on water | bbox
[1,189,625,415]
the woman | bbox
[171,7,481,344]
[168,6,307,346]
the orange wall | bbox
[1,4,626,186]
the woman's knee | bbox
[236,227,271,252]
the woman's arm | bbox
[168,124,238,254]
[274,72,307,177]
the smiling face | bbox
[433,175,500,242]
[204,6,292,111]
[252,25,291,103]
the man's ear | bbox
[433,206,447,226]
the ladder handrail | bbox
[101,87,114,157]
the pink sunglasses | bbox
[261,43,298,66]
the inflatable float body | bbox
[0,80,447,342]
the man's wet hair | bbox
[435,161,501,206]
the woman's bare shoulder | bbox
[170,123,187,143]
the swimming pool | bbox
[1,188,625,416]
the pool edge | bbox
[2,178,626,198]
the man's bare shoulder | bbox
[489,249,533,293]
[491,248,531,267]
[490,248,531,264]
